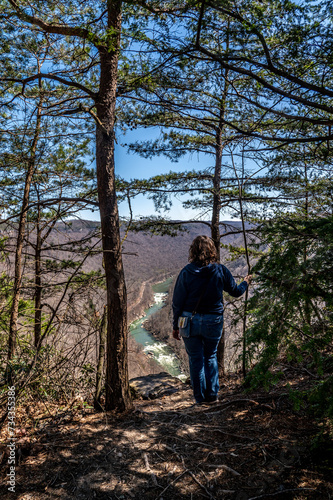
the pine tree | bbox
[1,0,131,410]
[245,143,333,414]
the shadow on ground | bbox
[0,379,332,500]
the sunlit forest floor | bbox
[1,372,332,500]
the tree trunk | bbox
[217,326,225,377]
[34,203,42,349]
[94,305,107,411]
[238,148,251,379]
[211,131,223,260]
[7,94,43,372]
[213,128,225,378]
[303,160,311,327]
[214,71,230,378]
[95,0,132,412]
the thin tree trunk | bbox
[238,151,251,378]
[213,131,225,377]
[211,132,223,260]
[229,147,251,378]
[94,305,107,411]
[214,33,230,377]
[303,160,311,326]
[7,89,43,372]
[33,198,60,351]
[95,0,131,412]
[242,283,249,378]
[34,203,42,349]
[217,326,225,376]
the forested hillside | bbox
[0,218,247,383]
[0,218,247,316]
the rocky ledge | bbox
[129,371,185,400]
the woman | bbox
[172,235,251,404]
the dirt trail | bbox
[1,374,331,499]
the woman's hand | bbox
[244,274,253,285]
[172,329,181,340]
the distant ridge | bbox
[0,218,249,281]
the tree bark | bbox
[95,0,132,412]
[236,148,251,379]
[213,127,225,378]
[211,130,223,260]
[214,51,230,378]
[214,130,225,378]
[94,305,107,411]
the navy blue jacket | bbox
[172,262,248,330]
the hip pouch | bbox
[178,316,191,338]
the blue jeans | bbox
[180,311,223,403]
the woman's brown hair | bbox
[189,235,218,267]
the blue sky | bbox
[82,127,217,222]
[81,127,260,223]
[117,129,213,220]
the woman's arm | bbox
[172,270,187,331]
[222,266,251,297]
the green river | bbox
[129,277,186,380]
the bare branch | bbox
[206,0,333,99]
[1,73,97,99]
[8,0,95,42]
[196,44,333,116]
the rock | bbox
[129,372,184,400]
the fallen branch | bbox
[248,488,316,500]
[191,425,254,441]
[201,398,278,414]
[207,464,241,476]
[188,470,217,500]
[154,470,188,500]
[168,435,217,448]
[142,452,158,486]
